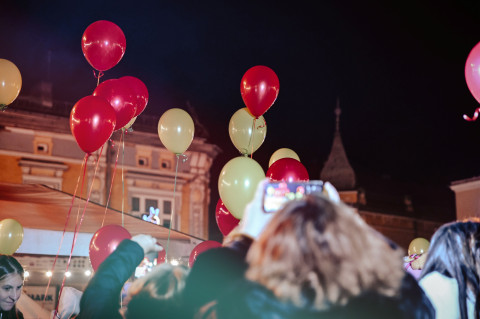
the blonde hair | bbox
[246,195,404,309]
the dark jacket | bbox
[0,308,24,319]
[209,273,435,319]
[77,239,144,319]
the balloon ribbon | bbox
[463,107,480,121]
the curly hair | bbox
[245,195,405,310]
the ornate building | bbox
[0,90,220,239]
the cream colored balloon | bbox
[268,148,300,167]
[158,108,195,154]
[229,107,267,155]
[0,59,22,107]
[123,116,137,130]
[218,156,265,219]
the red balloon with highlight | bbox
[81,20,126,71]
[266,157,309,182]
[240,65,280,118]
[89,224,131,271]
[215,199,240,236]
[189,240,222,268]
[120,76,149,117]
[70,95,116,154]
[93,79,136,131]
[465,41,480,104]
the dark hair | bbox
[420,221,480,319]
[0,255,24,281]
[0,255,24,318]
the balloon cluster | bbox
[216,66,310,235]
[70,20,149,155]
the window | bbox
[131,195,174,228]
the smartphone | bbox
[262,180,324,213]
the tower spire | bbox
[320,99,356,190]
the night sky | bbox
[2,1,480,238]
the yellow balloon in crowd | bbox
[269,148,300,167]
[158,108,195,154]
[229,107,267,155]
[0,219,24,255]
[408,237,430,255]
[0,59,22,108]
[218,156,265,219]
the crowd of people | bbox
[2,179,480,318]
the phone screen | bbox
[262,181,324,213]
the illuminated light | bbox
[176,126,182,133]
[85,270,92,276]
[170,259,179,266]
[244,180,251,188]
[24,271,30,278]
[65,271,71,278]
[46,271,52,277]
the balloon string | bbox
[93,70,104,87]
[249,119,256,159]
[121,131,125,227]
[102,136,122,227]
[54,146,103,318]
[165,154,187,261]
[43,156,86,310]
[463,107,480,121]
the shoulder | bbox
[419,271,459,319]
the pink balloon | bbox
[465,41,480,104]
[215,199,240,236]
[89,225,131,271]
[120,76,149,117]
[70,95,117,154]
[93,79,136,131]
[81,20,126,71]
[188,240,222,268]
[266,158,309,182]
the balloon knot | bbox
[0,104,7,112]
[176,154,188,163]
[463,107,480,121]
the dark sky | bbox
[2,1,480,234]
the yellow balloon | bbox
[158,108,195,154]
[228,107,267,155]
[218,156,265,219]
[269,148,300,167]
[0,219,24,255]
[408,237,430,255]
[0,59,22,108]
[123,116,137,130]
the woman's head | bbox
[124,263,189,319]
[246,195,404,309]
[0,255,24,311]
[420,220,480,318]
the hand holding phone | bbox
[262,181,324,213]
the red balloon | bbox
[188,240,222,267]
[89,224,131,271]
[240,65,280,118]
[120,76,149,117]
[81,20,126,71]
[157,247,166,264]
[215,199,240,236]
[465,41,480,104]
[70,95,116,154]
[266,158,309,182]
[93,79,136,131]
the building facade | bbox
[0,93,220,240]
